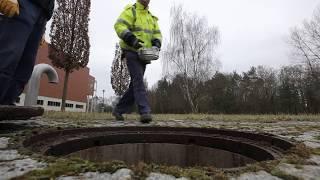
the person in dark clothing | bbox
[0,0,55,105]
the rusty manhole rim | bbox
[23,126,295,169]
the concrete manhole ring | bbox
[0,106,44,120]
[24,126,295,170]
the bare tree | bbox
[49,0,91,111]
[162,5,220,113]
[289,7,320,78]
[289,6,320,111]
[111,44,130,96]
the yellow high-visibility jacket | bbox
[114,1,162,51]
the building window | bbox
[76,104,84,109]
[66,103,74,108]
[48,101,61,107]
[37,100,44,105]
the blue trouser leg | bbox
[116,51,151,115]
[0,0,46,105]
[116,82,135,113]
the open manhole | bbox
[24,127,294,169]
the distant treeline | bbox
[148,65,320,114]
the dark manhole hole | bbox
[69,143,256,168]
[24,127,294,169]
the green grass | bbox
[43,111,320,122]
[271,169,302,180]
[313,148,320,155]
[14,158,222,180]
[21,112,319,179]
[14,147,313,180]
[13,158,127,180]
[289,143,312,159]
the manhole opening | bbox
[24,127,294,169]
[68,143,256,168]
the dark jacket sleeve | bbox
[29,0,55,20]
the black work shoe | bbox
[140,114,152,124]
[112,111,124,121]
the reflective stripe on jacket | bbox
[114,1,162,51]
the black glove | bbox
[132,38,144,49]
[123,31,144,49]
[151,39,161,49]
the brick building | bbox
[17,42,95,112]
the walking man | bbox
[113,0,162,123]
[0,0,54,105]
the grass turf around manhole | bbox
[23,126,294,170]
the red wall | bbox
[35,42,95,103]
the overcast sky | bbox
[46,0,319,97]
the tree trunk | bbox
[182,79,197,113]
[61,70,70,112]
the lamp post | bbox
[102,89,105,104]
[102,89,105,113]
[91,80,97,112]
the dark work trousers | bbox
[115,50,151,115]
[0,0,47,105]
